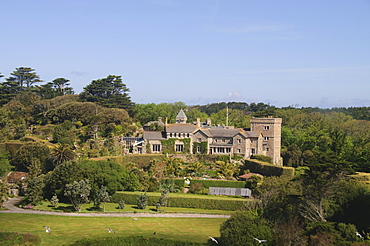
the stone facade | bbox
[130,110,282,165]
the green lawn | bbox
[33,202,234,215]
[0,213,226,245]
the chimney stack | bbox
[206,118,211,126]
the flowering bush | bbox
[24,204,34,209]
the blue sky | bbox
[1,0,370,108]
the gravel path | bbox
[0,197,231,218]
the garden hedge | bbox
[2,141,24,156]
[243,159,295,178]
[111,192,253,211]
[161,178,246,189]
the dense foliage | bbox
[1,67,370,245]
[220,212,274,246]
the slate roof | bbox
[244,131,262,138]
[195,129,212,137]
[176,109,187,119]
[142,131,166,140]
[166,124,197,133]
[196,128,244,138]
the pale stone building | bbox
[131,110,282,165]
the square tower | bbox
[250,117,282,165]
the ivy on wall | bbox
[193,141,208,154]
[146,142,151,153]
[160,138,191,154]
[182,138,191,153]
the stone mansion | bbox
[127,109,282,165]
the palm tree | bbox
[50,143,75,165]
[187,161,204,175]
[164,157,183,177]
[215,161,238,179]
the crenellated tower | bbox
[250,117,282,165]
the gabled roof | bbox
[194,129,212,137]
[195,127,251,138]
[143,131,166,140]
[176,109,187,119]
[244,131,262,138]
[206,128,244,138]
[166,124,197,133]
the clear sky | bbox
[1,0,370,108]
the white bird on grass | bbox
[254,237,267,243]
[43,226,51,234]
[209,236,218,244]
[105,227,115,233]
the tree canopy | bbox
[80,75,134,115]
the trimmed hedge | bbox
[111,192,252,211]
[243,159,295,178]
[251,154,273,164]
[161,178,186,188]
[3,141,24,156]
[161,178,246,189]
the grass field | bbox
[0,213,226,245]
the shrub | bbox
[304,221,360,245]
[245,175,262,189]
[159,179,182,193]
[188,182,204,194]
[196,188,209,195]
[50,195,59,207]
[117,199,125,209]
[24,204,34,209]
[137,193,148,209]
[220,212,274,246]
